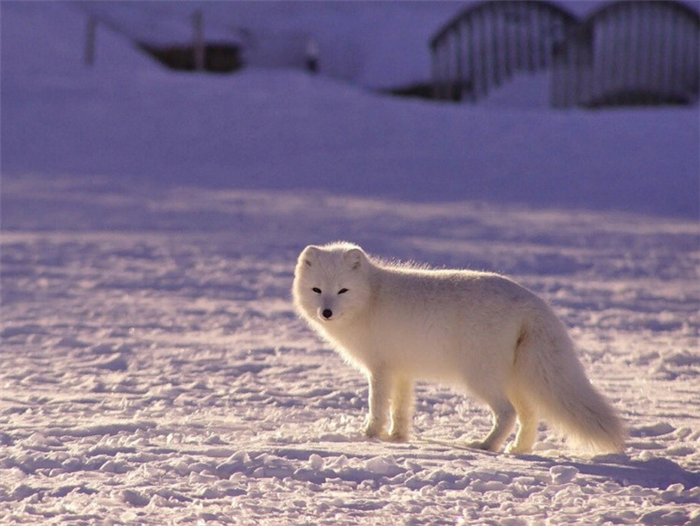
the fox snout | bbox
[319,308,334,320]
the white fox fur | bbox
[293,241,626,454]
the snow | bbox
[1,1,699,525]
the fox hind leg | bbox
[506,394,538,455]
[470,398,517,453]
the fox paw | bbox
[466,440,500,453]
[388,430,409,442]
[363,424,385,440]
[505,443,533,455]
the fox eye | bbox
[312,287,322,294]
[338,288,349,294]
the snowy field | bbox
[2,180,700,525]
[2,2,700,525]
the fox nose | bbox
[322,309,333,320]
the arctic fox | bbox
[292,242,626,455]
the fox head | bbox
[293,242,372,326]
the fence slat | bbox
[431,0,699,107]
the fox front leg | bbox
[389,376,414,442]
[363,369,392,439]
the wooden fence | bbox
[430,1,579,102]
[431,0,700,107]
[551,1,700,107]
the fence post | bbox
[192,10,205,71]
[85,15,97,67]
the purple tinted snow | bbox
[2,3,698,218]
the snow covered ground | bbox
[2,181,700,525]
[2,2,699,525]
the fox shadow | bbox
[525,453,700,491]
[418,437,699,491]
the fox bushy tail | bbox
[515,316,626,454]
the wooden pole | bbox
[192,10,205,71]
[85,15,97,67]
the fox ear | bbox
[343,247,365,270]
[300,245,320,268]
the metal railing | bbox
[431,0,699,108]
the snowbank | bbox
[2,1,698,217]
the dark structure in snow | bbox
[138,42,243,73]
[431,0,700,108]
[431,1,578,103]
[551,1,700,108]
[81,6,319,75]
